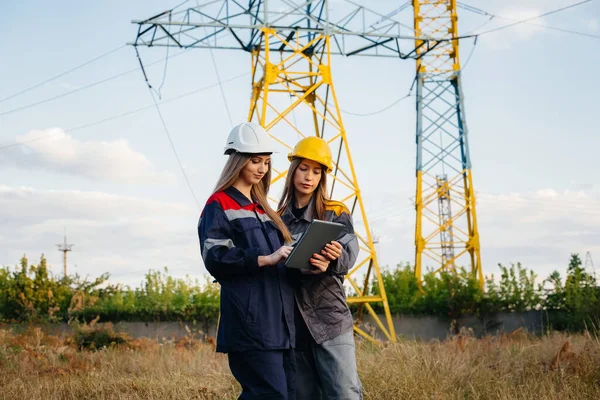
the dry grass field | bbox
[1,324,599,399]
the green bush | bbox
[0,256,219,326]
[542,254,600,331]
[370,254,598,332]
[482,262,542,313]
[371,265,483,317]
[2,253,598,333]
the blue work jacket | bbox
[198,186,295,353]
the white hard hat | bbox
[224,122,277,155]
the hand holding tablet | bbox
[284,220,345,270]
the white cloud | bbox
[1,182,598,288]
[0,128,174,184]
[368,186,600,282]
[475,189,600,278]
[502,8,545,40]
[476,7,545,50]
[0,185,203,287]
[473,0,595,49]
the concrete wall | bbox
[2,320,217,342]
[359,311,545,341]
[2,312,544,342]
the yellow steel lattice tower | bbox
[248,29,396,343]
[413,0,483,287]
[132,0,454,342]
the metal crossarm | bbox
[131,0,447,59]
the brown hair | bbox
[277,158,329,221]
[214,152,292,243]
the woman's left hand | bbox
[304,253,330,274]
[322,241,343,261]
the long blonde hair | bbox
[277,158,329,221]
[214,153,292,243]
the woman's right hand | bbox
[258,246,293,267]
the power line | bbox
[340,93,414,117]
[336,75,418,117]
[3,3,592,119]
[197,3,233,127]
[0,44,127,105]
[457,2,492,16]
[0,72,249,152]
[458,1,600,39]
[463,15,495,36]
[136,46,201,211]
[155,34,171,99]
[0,48,191,117]
[151,1,193,99]
[460,36,478,71]
[147,88,201,211]
[472,0,597,37]
[0,67,140,117]
[206,39,234,127]
[171,0,193,11]
[368,1,411,29]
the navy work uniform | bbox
[199,186,296,400]
[281,198,363,400]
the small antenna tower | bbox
[585,251,596,284]
[56,227,74,277]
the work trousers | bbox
[228,349,296,400]
[295,330,363,400]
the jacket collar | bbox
[282,195,315,223]
[224,186,255,208]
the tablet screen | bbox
[285,220,345,269]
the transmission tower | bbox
[131,0,466,341]
[413,1,483,288]
[132,0,459,343]
[585,251,596,284]
[56,227,74,277]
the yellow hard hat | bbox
[288,136,333,173]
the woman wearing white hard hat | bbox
[198,122,297,399]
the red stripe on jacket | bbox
[201,191,266,217]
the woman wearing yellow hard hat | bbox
[277,136,363,399]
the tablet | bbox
[285,220,345,270]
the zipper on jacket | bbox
[253,206,293,346]
[253,206,275,253]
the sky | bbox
[0,0,599,288]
